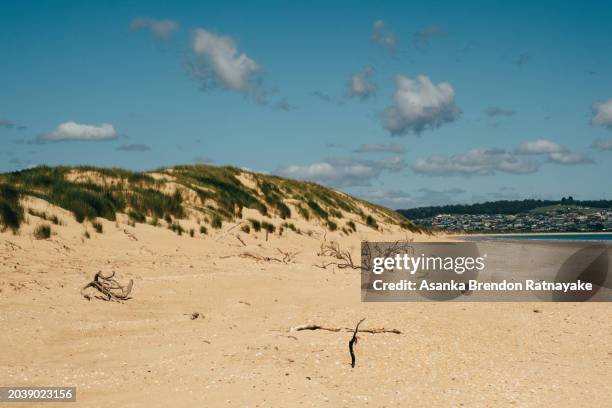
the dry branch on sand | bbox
[81,271,133,302]
[235,249,299,264]
[349,318,366,368]
[315,239,415,271]
[290,319,400,368]
[315,240,360,270]
[290,323,401,334]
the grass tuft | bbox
[34,224,51,239]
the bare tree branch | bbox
[349,318,366,368]
[81,271,133,302]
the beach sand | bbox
[1,206,611,407]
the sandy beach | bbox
[2,202,611,407]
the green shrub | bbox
[259,181,291,219]
[92,221,103,233]
[328,208,342,218]
[307,200,328,219]
[281,222,297,232]
[297,205,310,220]
[262,221,275,233]
[49,214,61,225]
[346,220,356,232]
[241,224,251,233]
[128,210,145,223]
[326,220,337,231]
[248,218,261,232]
[170,222,184,235]
[189,228,195,237]
[200,225,208,235]
[0,184,24,232]
[211,215,223,229]
[34,224,51,239]
[84,230,91,239]
[365,214,378,230]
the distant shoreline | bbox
[461,231,612,237]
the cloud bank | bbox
[413,148,539,176]
[383,74,461,135]
[516,139,564,154]
[189,28,263,100]
[277,156,406,187]
[41,122,117,142]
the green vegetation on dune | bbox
[0,164,420,233]
[0,183,24,232]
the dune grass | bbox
[0,164,420,234]
[0,184,24,232]
[34,224,51,239]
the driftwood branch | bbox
[315,240,360,270]
[235,249,298,264]
[81,271,133,302]
[276,248,299,263]
[290,323,401,334]
[349,318,366,368]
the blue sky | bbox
[1,0,612,208]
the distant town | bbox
[398,198,612,233]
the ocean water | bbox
[470,233,612,242]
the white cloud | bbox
[413,149,539,176]
[591,99,612,129]
[189,28,260,96]
[547,152,594,165]
[347,66,376,100]
[371,20,396,52]
[383,74,461,135]
[592,138,612,151]
[277,156,406,187]
[41,122,117,142]
[516,139,564,154]
[517,139,594,164]
[354,143,405,154]
[130,17,178,39]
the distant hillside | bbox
[398,198,612,219]
[0,165,420,235]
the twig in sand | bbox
[123,229,138,241]
[80,271,133,302]
[215,221,247,242]
[276,248,300,263]
[235,234,247,247]
[349,318,366,368]
[290,323,400,334]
